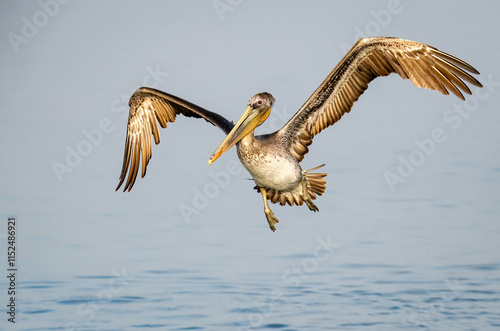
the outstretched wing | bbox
[279,37,482,162]
[116,87,234,192]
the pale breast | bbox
[237,135,303,192]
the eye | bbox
[257,100,263,105]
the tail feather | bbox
[305,165,327,198]
[254,164,328,206]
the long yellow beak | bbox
[208,105,270,164]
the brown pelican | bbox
[116,37,482,231]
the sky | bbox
[0,0,499,287]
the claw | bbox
[265,209,279,231]
[305,199,319,212]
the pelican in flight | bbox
[116,37,482,231]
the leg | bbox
[260,187,279,232]
[301,178,319,212]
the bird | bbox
[116,37,482,231]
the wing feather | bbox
[429,66,462,99]
[279,37,482,163]
[116,87,233,192]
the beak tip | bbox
[209,152,221,165]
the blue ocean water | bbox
[3,162,500,331]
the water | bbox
[4,174,500,330]
[20,262,500,330]
[1,2,499,330]
[3,118,500,330]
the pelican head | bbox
[209,92,275,164]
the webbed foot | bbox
[305,199,319,212]
[265,209,279,232]
[301,177,319,212]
